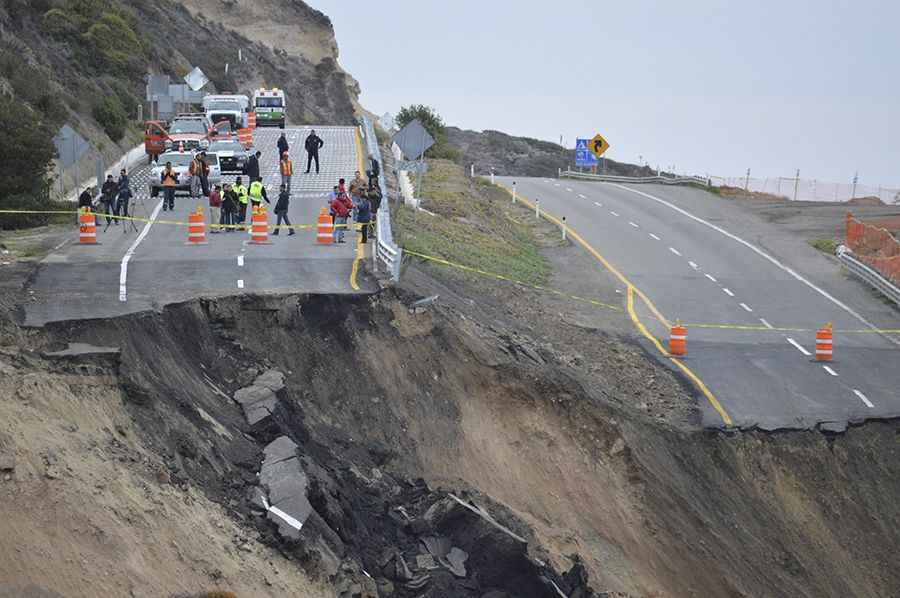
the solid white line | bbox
[669,247,682,256]
[119,200,163,302]
[609,211,619,216]
[740,302,753,313]
[649,233,661,241]
[237,279,244,289]
[722,288,734,296]
[786,338,812,356]
[237,255,244,267]
[705,273,717,282]
[688,261,699,269]
[823,365,838,377]
[611,184,894,344]
[759,318,774,329]
[853,389,874,408]
[629,221,640,228]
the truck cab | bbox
[251,88,286,129]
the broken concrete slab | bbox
[258,436,313,542]
[233,370,286,426]
[446,547,469,578]
[254,369,285,392]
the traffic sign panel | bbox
[590,133,610,158]
[575,138,597,167]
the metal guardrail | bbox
[836,245,900,308]
[361,116,402,281]
[561,169,709,186]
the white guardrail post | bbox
[361,116,402,282]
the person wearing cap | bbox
[272,183,295,236]
[280,151,293,194]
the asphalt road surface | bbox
[498,176,900,431]
[25,126,374,326]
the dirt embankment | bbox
[2,291,899,597]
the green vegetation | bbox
[808,238,837,254]
[92,95,128,141]
[396,104,461,161]
[394,160,551,286]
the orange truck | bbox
[144,121,169,164]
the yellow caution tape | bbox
[402,248,621,311]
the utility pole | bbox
[744,168,751,191]
[851,172,858,199]
[793,169,800,201]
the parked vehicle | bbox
[149,151,221,197]
[208,139,251,173]
[164,114,224,152]
[252,88,286,128]
[202,94,250,130]
[144,121,168,164]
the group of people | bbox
[78,169,132,227]
[328,169,382,244]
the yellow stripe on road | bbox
[499,184,733,427]
[350,227,365,291]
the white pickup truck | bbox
[202,94,250,131]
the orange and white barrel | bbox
[249,205,270,244]
[316,207,333,245]
[247,112,256,130]
[79,208,97,244]
[187,207,206,244]
[669,323,687,357]
[816,324,833,362]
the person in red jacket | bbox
[329,190,353,243]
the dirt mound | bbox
[846,195,885,206]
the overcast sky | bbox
[309,1,898,186]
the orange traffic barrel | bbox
[79,208,97,244]
[816,323,833,362]
[669,322,687,357]
[237,128,253,149]
[247,112,256,130]
[187,207,207,244]
[316,207,334,245]
[249,205,270,244]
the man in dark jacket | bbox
[78,187,93,209]
[304,129,324,174]
[277,133,289,157]
[221,183,238,232]
[366,154,380,187]
[245,151,261,182]
[355,194,371,244]
[272,183,295,236]
[100,175,118,225]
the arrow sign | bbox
[590,133,610,158]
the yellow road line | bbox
[499,184,732,426]
[403,248,621,311]
[350,228,364,291]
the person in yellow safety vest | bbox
[233,176,249,228]
[280,152,293,194]
[248,178,270,208]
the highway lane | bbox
[24,126,374,326]
[498,176,900,431]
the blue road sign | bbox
[575,138,598,168]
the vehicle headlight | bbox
[199,139,210,149]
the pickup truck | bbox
[144,116,232,162]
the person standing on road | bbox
[118,168,130,195]
[248,177,270,209]
[161,162,178,211]
[272,183,295,236]
[329,189,352,243]
[245,151,261,182]
[233,176,249,228]
[349,170,366,198]
[367,181,382,219]
[280,152,293,194]
[198,152,211,198]
[78,187,93,210]
[208,184,222,233]
[355,193,371,244]
[304,129,324,174]
[277,132,289,157]
[189,153,203,200]
[115,179,133,221]
[221,183,238,232]
[100,174,118,225]
[366,154,380,188]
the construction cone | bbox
[249,204,271,244]
[187,207,207,244]
[78,208,97,244]
[816,323,833,362]
[316,207,334,245]
[669,321,687,357]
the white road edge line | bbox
[823,365,838,377]
[759,318,774,329]
[853,389,874,408]
[740,302,754,313]
[669,247,682,256]
[119,200,164,302]
[786,337,812,356]
[722,288,735,297]
[629,221,640,228]
[237,279,244,289]
[705,273,717,282]
[649,233,661,241]
[610,184,897,345]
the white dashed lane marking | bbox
[705,273,717,282]
[594,202,602,207]
[649,233,661,241]
[237,279,244,289]
[566,188,573,192]
[688,261,699,270]
[853,389,874,408]
[759,318,774,329]
[722,288,734,297]
[739,302,753,313]
[610,211,619,217]
[786,338,811,356]
[629,221,639,228]
[669,247,682,256]
[237,255,244,267]
[823,366,838,377]
[578,194,587,199]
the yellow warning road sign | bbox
[590,133,610,158]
